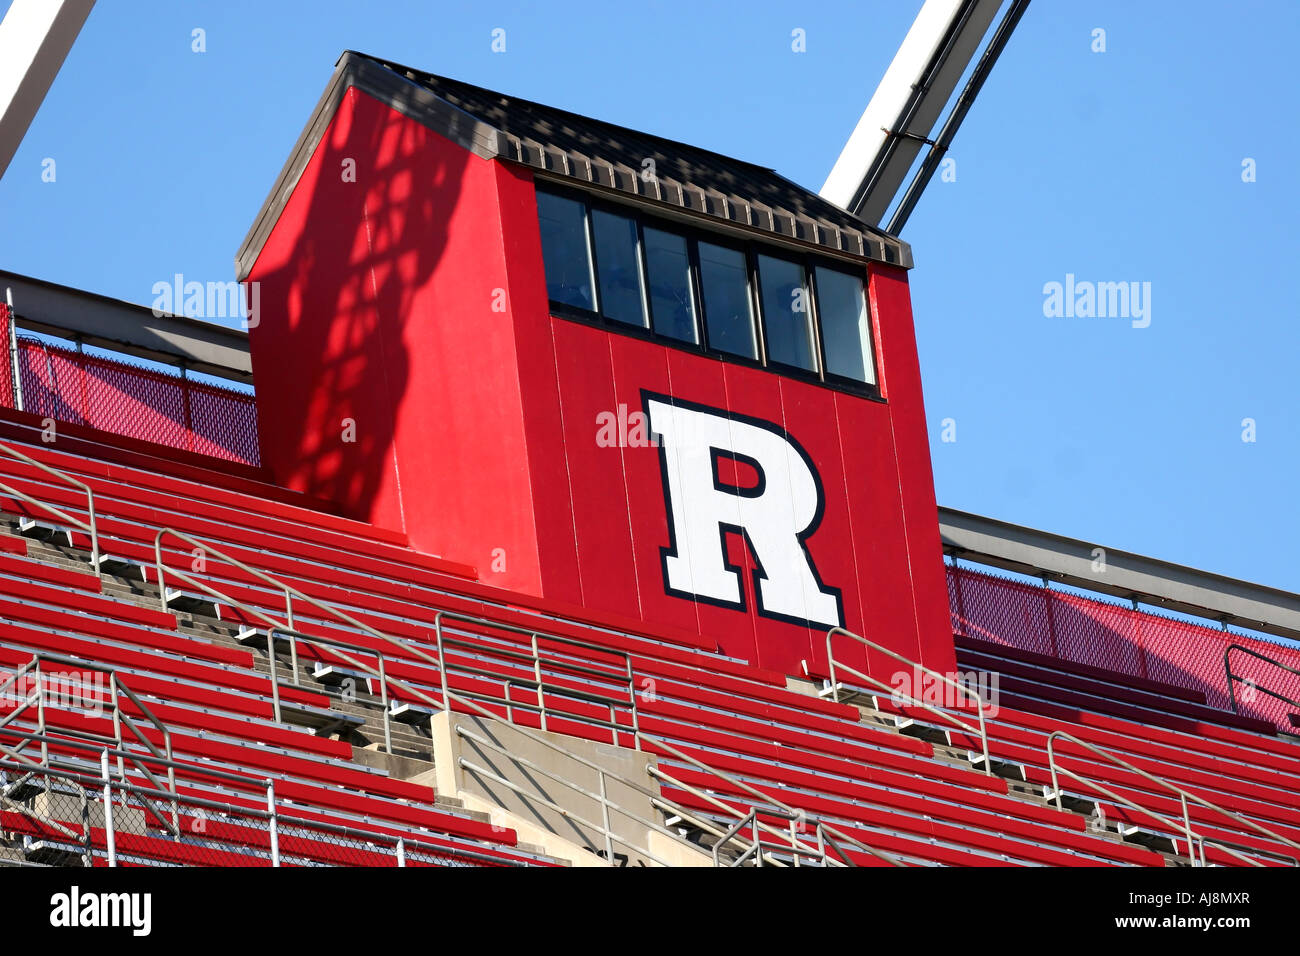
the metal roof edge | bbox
[236,52,913,280]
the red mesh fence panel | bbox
[11,336,259,465]
[948,563,1300,732]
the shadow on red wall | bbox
[247,88,470,529]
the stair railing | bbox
[824,626,992,774]
[1224,643,1300,722]
[643,732,900,867]
[1046,730,1299,867]
[152,529,898,866]
[0,438,101,574]
[0,653,178,835]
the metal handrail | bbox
[152,529,898,867]
[1046,730,1300,867]
[155,528,407,650]
[434,611,641,749]
[158,528,644,752]
[454,724,687,867]
[644,733,900,866]
[824,626,992,774]
[708,807,853,868]
[157,529,640,753]
[0,752,538,868]
[0,438,100,574]
[0,653,178,835]
[1224,643,1300,718]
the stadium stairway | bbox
[0,421,1297,866]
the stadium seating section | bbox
[0,411,1296,868]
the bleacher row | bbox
[0,412,1298,867]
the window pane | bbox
[698,242,756,359]
[816,267,875,384]
[758,255,817,371]
[536,191,595,311]
[643,228,697,344]
[591,210,647,328]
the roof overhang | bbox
[236,51,912,282]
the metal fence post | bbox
[101,749,116,868]
[5,291,24,412]
[80,786,92,868]
[396,838,406,868]
[267,779,280,867]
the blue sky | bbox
[0,0,1296,592]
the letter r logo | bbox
[643,392,843,629]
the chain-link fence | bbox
[0,308,258,466]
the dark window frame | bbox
[536,183,882,401]
[641,222,700,346]
[809,262,881,390]
[695,234,762,364]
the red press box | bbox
[237,52,955,679]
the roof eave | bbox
[235,51,912,281]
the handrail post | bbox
[1181,793,1196,867]
[378,655,393,755]
[1224,647,1239,714]
[531,633,547,733]
[109,672,124,783]
[627,658,641,752]
[267,779,279,867]
[435,615,451,712]
[1047,734,1063,810]
[288,624,300,686]
[396,838,405,868]
[35,660,48,770]
[153,530,170,612]
[267,627,283,723]
[599,770,614,865]
[826,633,840,703]
[975,695,991,772]
[86,492,99,575]
[101,749,116,868]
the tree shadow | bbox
[247,88,469,523]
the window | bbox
[536,192,595,310]
[758,255,817,372]
[591,209,647,328]
[698,242,756,360]
[643,227,697,344]
[534,184,880,399]
[815,266,875,384]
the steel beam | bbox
[940,507,1300,644]
[820,0,1002,224]
[1,269,251,381]
[0,0,96,181]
